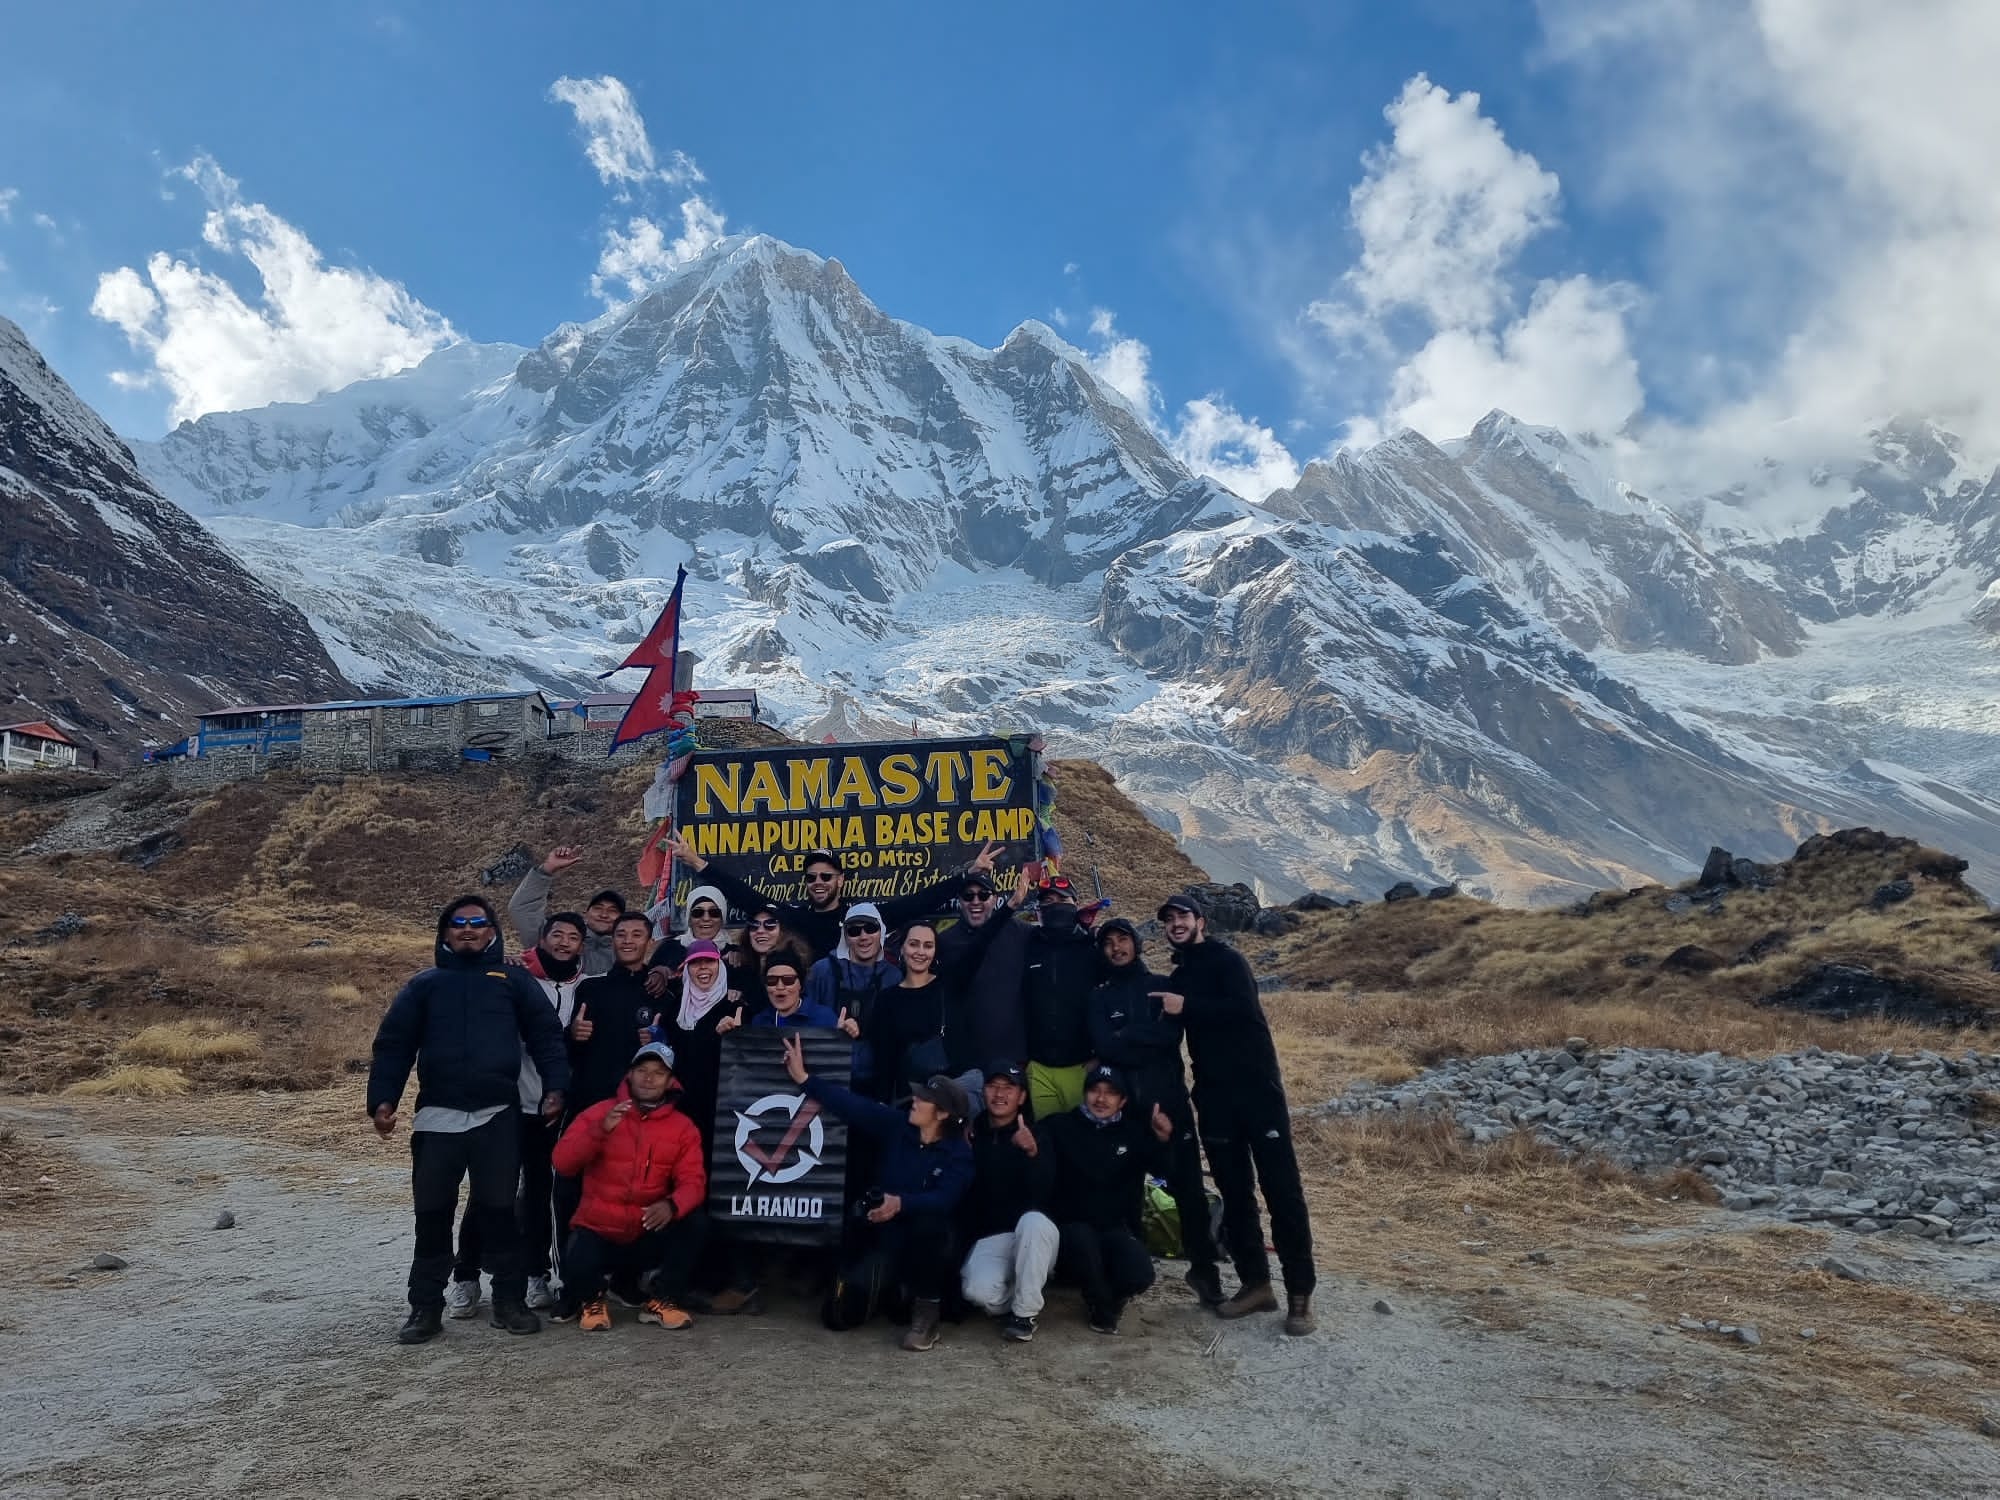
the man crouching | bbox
[551,1042,708,1332]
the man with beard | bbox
[935,870,1032,1101]
[1043,1064,1175,1335]
[367,896,569,1344]
[1088,915,1224,1308]
[447,911,586,1318]
[1021,875,1097,1121]
[1152,893,1316,1336]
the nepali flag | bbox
[601,566,699,754]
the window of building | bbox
[405,705,434,727]
[475,701,501,718]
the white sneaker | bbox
[444,1278,482,1319]
[525,1275,555,1310]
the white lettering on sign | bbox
[729,1195,827,1220]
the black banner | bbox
[672,734,1040,916]
[708,1030,853,1246]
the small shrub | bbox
[64,1065,192,1097]
[121,1020,261,1064]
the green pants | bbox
[1028,1062,1087,1123]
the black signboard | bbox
[708,1029,854,1246]
[672,734,1040,916]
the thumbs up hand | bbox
[1150,1102,1174,1143]
[570,1003,594,1042]
[716,1005,745,1035]
[1012,1117,1038,1157]
[837,1006,860,1039]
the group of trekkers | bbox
[367,832,1317,1351]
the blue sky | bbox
[3,2,1994,493]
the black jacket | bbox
[1164,938,1285,1109]
[659,982,733,1149]
[1021,916,1098,1067]
[1044,1107,1163,1234]
[937,905,1031,1071]
[367,918,570,1118]
[569,963,663,1113]
[1088,961,1188,1110]
[962,1111,1055,1240]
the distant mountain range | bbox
[10,234,1998,900]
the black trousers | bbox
[561,1214,707,1305]
[1197,1092,1316,1296]
[822,1212,956,1330]
[410,1111,521,1310]
[1149,1088,1220,1269]
[453,1112,558,1281]
[1056,1221,1155,1314]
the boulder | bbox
[1183,882,1262,932]
[480,842,536,887]
[1383,881,1423,903]
[1869,879,1915,910]
[1661,944,1727,974]
[1698,846,1736,888]
[1250,908,1302,936]
[1426,884,1460,900]
[1734,929,1792,966]
[1757,963,1991,1027]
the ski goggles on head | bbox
[447,915,492,929]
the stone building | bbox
[191,691,555,774]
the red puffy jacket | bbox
[552,1084,707,1244]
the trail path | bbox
[2,1102,1995,1498]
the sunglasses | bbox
[448,915,492,929]
[805,871,840,882]
[766,971,801,985]
[747,917,781,931]
[690,904,722,919]
[843,920,881,936]
[961,888,993,901]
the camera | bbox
[851,1186,886,1220]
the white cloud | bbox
[550,74,727,307]
[0,188,17,222]
[1535,0,2000,482]
[1085,307,1159,415]
[1083,306,1300,501]
[1313,75,1644,444]
[89,155,454,423]
[1171,397,1302,498]
[30,211,56,234]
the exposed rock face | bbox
[0,319,353,754]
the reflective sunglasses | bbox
[447,915,492,929]
[843,920,881,936]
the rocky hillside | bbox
[0,318,353,757]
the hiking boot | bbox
[579,1298,612,1332]
[524,1275,555,1311]
[640,1298,693,1331]
[705,1284,761,1315]
[490,1299,540,1335]
[900,1296,942,1351]
[1088,1300,1124,1335]
[1217,1280,1278,1319]
[396,1305,443,1345]
[1283,1292,1317,1336]
[444,1277,481,1319]
[1185,1263,1226,1308]
[1002,1313,1038,1343]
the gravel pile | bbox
[1318,1041,2000,1244]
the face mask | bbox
[1040,905,1078,932]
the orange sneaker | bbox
[640,1298,693,1331]
[579,1298,612,1332]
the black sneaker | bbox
[490,1299,541,1335]
[1184,1264,1226,1308]
[396,1305,443,1345]
[1002,1314,1037,1343]
[1087,1301,1123,1335]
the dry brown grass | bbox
[121,1020,261,1064]
[63,1064,191,1097]
[1045,758,1208,918]
[1261,833,1997,1091]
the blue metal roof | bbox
[197,690,549,720]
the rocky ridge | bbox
[1322,1041,2000,1245]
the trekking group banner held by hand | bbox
[709,1031,853,1246]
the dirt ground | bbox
[3,1097,1997,1499]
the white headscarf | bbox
[676,946,732,1030]
[836,901,885,963]
[683,884,730,937]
